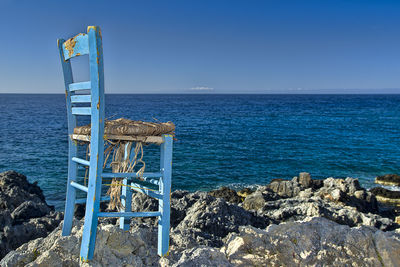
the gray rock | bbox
[1,220,160,267]
[11,201,51,222]
[208,186,242,204]
[221,217,400,267]
[241,189,280,211]
[258,197,394,230]
[376,174,400,186]
[0,171,62,260]
[174,194,268,247]
[170,247,232,267]
[299,172,312,187]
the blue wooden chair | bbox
[57,26,173,262]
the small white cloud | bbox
[190,86,214,91]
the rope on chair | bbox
[106,141,146,211]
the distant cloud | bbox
[190,86,214,91]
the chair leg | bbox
[119,143,132,230]
[120,177,132,230]
[80,156,103,261]
[158,135,173,256]
[62,141,78,236]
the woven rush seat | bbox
[72,118,175,144]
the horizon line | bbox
[2,92,400,95]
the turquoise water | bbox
[1,94,400,210]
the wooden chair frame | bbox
[57,26,172,261]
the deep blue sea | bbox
[1,94,400,210]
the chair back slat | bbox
[69,81,91,91]
[71,95,91,103]
[72,107,91,115]
[62,33,89,60]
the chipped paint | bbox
[87,26,97,33]
[63,33,85,58]
[64,37,77,58]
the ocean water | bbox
[1,94,400,210]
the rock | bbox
[317,177,378,213]
[241,175,387,230]
[221,217,400,266]
[74,202,110,220]
[237,188,254,198]
[170,247,232,267]
[11,200,51,222]
[268,179,301,198]
[371,187,400,207]
[242,188,280,211]
[0,170,47,210]
[299,172,311,187]
[2,171,400,266]
[0,220,160,267]
[209,186,242,204]
[376,174,400,186]
[174,194,268,247]
[0,171,62,260]
[266,172,321,198]
[258,197,395,230]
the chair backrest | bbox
[57,26,105,151]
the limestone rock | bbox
[237,188,254,198]
[209,186,242,204]
[241,188,280,211]
[299,172,312,187]
[174,194,268,247]
[371,187,400,207]
[0,171,62,260]
[171,247,232,267]
[0,220,160,267]
[376,174,400,187]
[221,217,400,267]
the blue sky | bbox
[0,0,400,94]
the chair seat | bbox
[71,118,174,144]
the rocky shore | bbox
[0,171,63,260]
[1,171,400,266]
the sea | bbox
[1,94,400,210]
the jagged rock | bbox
[0,220,160,267]
[376,174,400,186]
[237,187,254,198]
[318,178,378,213]
[0,171,62,260]
[2,170,400,266]
[129,190,206,228]
[241,188,280,211]
[169,247,232,267]
[11,201,51,222]
[267,179,301,198]
[209,186,242,204]
[221,217,400,267]
[266,172,323,198]
[74,202,110,220]
[0,171,46,210]
[258,197,395,230]
[241,175,387,230]
[371,187,400,207]
[299,172,312,187]
[174,194,268,247]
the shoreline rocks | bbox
[0,171,63,260]
[375,174,400,187]
[370,187,400,207]
[1,171,400,266]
